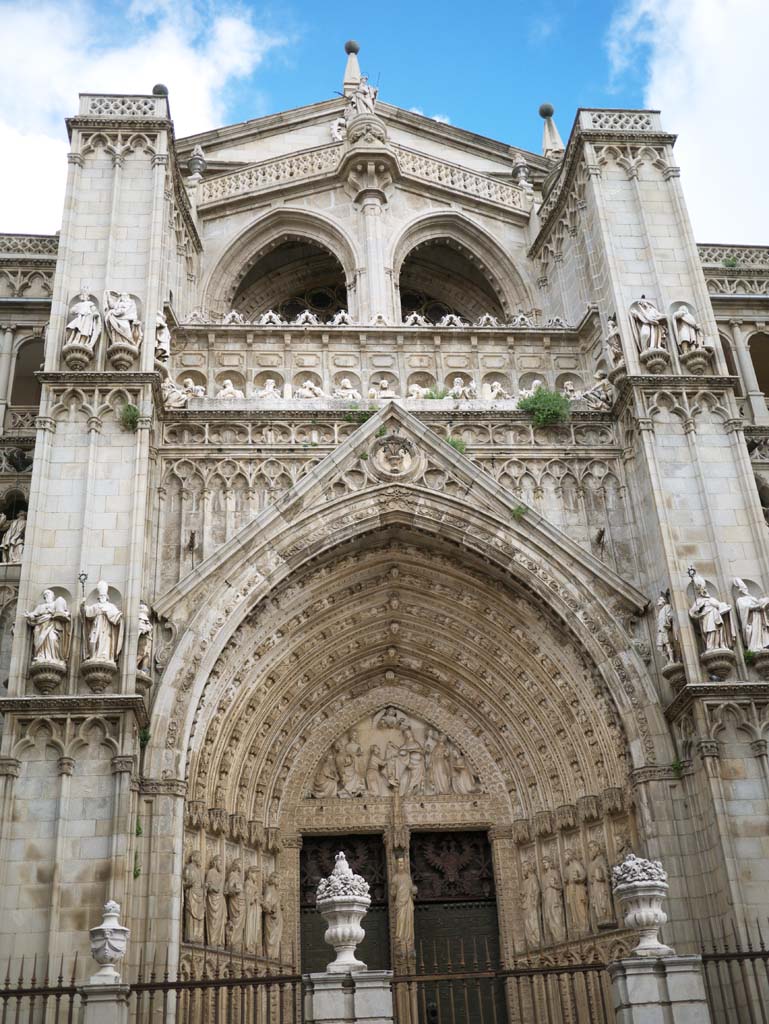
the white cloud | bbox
[0,1,286,233]
[607,0,769,243]
[409,107,451,125]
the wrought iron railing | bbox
[699,920,769,1023]
[0,953,81,1022]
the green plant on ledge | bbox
[511,505,527,521]
[745,649,756,665]
[343,410,374,424]
[139,726,151,749]
[517,386,572,428]
[424,387,449,400]
[721,255,738,269]
[446,436,467,454]
[671,758,684,778]
[120,403,140,432]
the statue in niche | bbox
[673,306,707,353]
[255,379,280,399]
[425,732,452,795]
[605,316,624,367]
[563,849,590,937]
[733,578,769,650]
[517,379,543,401]
[312,752,339,799]
[368,379,398,399]
[541,855,566,944]
[345,74,378,117]
[562,380,581,402]
[581,372,614,411]
[161,377,189,410]
[216,379,244,400]
[0,509,26,563]
[450,743,477,795]
[155,312,171,361]
[295,379,325,399]
[332,378,361,400]
[391,855,417,952]
[398,723,425,796]
[629,296,668,353]
[688,574,735,652]
[183,378,206,398]
[489,380,512,400]
[656,593,680,665]
[520,860,542,948]
[262,872,283,959]
[26,589,70,664]
[243,865,262,953]
[365,745,390,795]
[104,290,142,348]
[83,581,123,665]
[587,841,614,928]
[205,854,226,948]
[137,601,153,674]
[182,850,206,944]
[65,292,102,351]
[225,860,245,948]
[447,377,470,400]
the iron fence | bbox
[0,954,81,1023]
[700,921,769,1024]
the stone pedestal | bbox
[304,971,394,1024]
[78,983,131,1023]
[609,956,711,1024]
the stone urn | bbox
[699,647,735,681]
[315,851,371,974]
[89,900,130,983]
[638,347,670,374]
[611,853,674,958]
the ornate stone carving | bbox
[136,601,153,694]
[155,312,171,363]
[611,853,673,957]
[25,589,71,693]
[104,290,142,369]
[161,376,189,410]
[688,570,736,680]
[63,292,101,369]
[0,510,26,564]
[581,372,614,411]
[521,859,542,948]
[332,378,361,400]
[629,296,670,373]
[243,865,262,953]
[295,379,326,398]
[369,436,420,482]
[205,854,226,947]
[183,850,205,944]
[672,305,712,374]
[224,860,245,948]
[81,581,124,692]
[587,841,615,929]
[89,900,129,983]
[564,849,590,937]
[316,851,371,973]
[262,871,283,959]
[216,380,244,400]
[541,855,566,944]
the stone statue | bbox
[0,510,26,563]
[161,377,188,410]
[587,841,614,928]
[205,854,226,947]
[312,753,339,798]
[688,574,735,652]
[581,372,614,411]
[368,379,397,399]
[104,290,141,348]
[541,856,566,944]
[137,601,153,674]
[182,378,206,398]
[332,378,362,400]
[26,589,70,664]
[295,379,325,399]
[391,856,417,951]
[182,850,206,944]
[563,850,590,937]
[216,379,244,400]
[398,724,425,796]
[520,860,542,948]
[263,872,283,959]
[329,310,354,326]
[489,380,512,400]
[450,743,476,794]
[673,306,706,353]
[629,296,668,353]
[408,383,430,399]
[447,377,468,400]
[83,581,123,664]
[518,379,543,401]
[656,594,679,665]
[364,745,390,795]
[346,74,378,117]
[244,865,262,954]
[155,312,171,361]
[562,380,581,402]
[225,860,246,948]
[605,316,624,367]
[733,578,769,650]
[255,379,280,399]
[65,292,101,351]
[426,732,452,795]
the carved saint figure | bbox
[205,855,226,947]
[447,377,468,400]
[408,383,429,399]
[137,601,153,673]
[244,865,262,954]
[426,732,452,795]
[346,74,378,117]
[225,860,245,948]
[656,594,679,664]
[391,856,417,951]
[104,290,141,347]
[605,316,624,367]
[562,380,580,401]
[587,842,614,928]
[255,378,280,399]
[563,850,590,937]
[263,872,283,959]
[450,743,476,795]
[368,378,397,399]
[581,372,614,411]
[66,292,101,351]
[161,377,188,410]
[312,753,339,799]
[673,306,706,353]
[183,378,206,398]
[365,744,390,795]
[216,379,244,400]
[489,380,512,400]
[398,724,425,796]
[182,850,206,944]
[520,860,542,948]
[83,581,123,664]
[295,379,325,399]
[629,296,668,352]
[26,589,70,664]
[541,856,566,945]
[333,378,362,400]
[0,510,26,563]
[733,578,769,651]
[155,312,171,361]
[688,575,735,652]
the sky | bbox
[1,0,767,243]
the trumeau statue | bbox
[26,589,71,664]
[656,593,680,665]
[183,850,205,944]
[520,859,542,948]
[733,578,769,650]
[391,855,417,951]
[688,573,735,652]
[629,296,668,353]
[65,292,101,351]
[83,580,124,665]
[104,290,142,348]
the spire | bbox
[539,103,565,160]
[343,40,361,96]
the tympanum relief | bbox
[309,708,480,800]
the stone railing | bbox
[581,110,655,132]
[199,145,343,205]
[0,234,59,257]
[4,407,37,435]
[698,244,769,269]
[78,93,168,119]
[394,147,529,211]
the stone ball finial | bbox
[345,40,360,54]
[539,103,555,119]
[152,84,169,96]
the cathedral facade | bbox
[2,40,769,995]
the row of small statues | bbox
[520,842,616,948]
[65,291,149,355]
[182,851,283,957]
[163,374,613,410]
[311,724,479,800]
[183,308,552,329]
[606,298,712,367]
[656,572,769,664]
[0,509,26,563]
[25,582,153,673]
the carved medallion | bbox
[369,435,422,482]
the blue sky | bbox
[1,0,768,241]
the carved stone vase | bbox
[29,659,67,694]
[638,347,670,374]
[315,851,371,974]
[89,900,130,983]
[612,854,674,958]
[61,341,94,371]
[81,657,118,693]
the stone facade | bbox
[1,43,769,995]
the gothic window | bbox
[10,337,44,407]
[749,332,769,398]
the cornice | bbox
[664,681,769,722]
[140,776,187,797]
[0,694,149,727]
